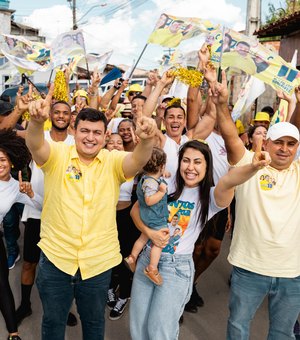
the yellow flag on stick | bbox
[148,13,217,48]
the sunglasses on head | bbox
[128,91,142,96]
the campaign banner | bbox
[1,34,51,72]
[77,51,113,73]
[51,29,86,68]
[271,49,298,124]
[208,28,300,95]
[232,75,265,122]
[148,13,218,48]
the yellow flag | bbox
[148,13,217,48]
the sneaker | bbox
[191,285,204,307]
[8,253,20,270]
[184,299,198,313]
[67,312,77,327]
[294,320,300,338]
[109,298,128,320]
[7,336,21,340]
[107,288,117,310]
[16,304,32,326]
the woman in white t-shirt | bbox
[0,129,42,340]
[129,139,271,340]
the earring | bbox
[11,164,14,168]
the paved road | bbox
[1,228,269,340]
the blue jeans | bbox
[3,203,23,256]
[36,252,111,340]
[227,266,300,340]
[130,247,194,340]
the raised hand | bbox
[135,116,157,140]
[28,84,54,123]
[198,43,210,68]
[252,136,271,169]
[276,90,292,103]
[294,85,300,103]
[90,66,101,88]
[19,171,34,198]
[208,70,228,105]
[160,70,175,86]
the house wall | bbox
[279,31,300,67]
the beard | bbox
[51,121,69,131]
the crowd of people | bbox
[0,43,300,340]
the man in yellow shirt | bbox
[25,86,157,340]
[207,70,300,340]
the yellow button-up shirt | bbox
[39,142,128,279]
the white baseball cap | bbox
[266,122,299,142]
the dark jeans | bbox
[36,252,112,340]
[3,203,24,256]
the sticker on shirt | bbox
[162,199,195,254]
[259,174,276,191]
[66,165,82,181]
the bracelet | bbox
[113,85,120,90]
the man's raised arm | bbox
[208,70,245,164]
[122,116,157,179]
[142,71,174,118]
[25,86,54,166]
[290,86,300,130]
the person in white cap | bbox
[208,70,300,340]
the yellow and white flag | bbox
[1,34,51,73]
[148,13,218,48]
[208,28,300,95]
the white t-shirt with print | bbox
[163,186,222,255]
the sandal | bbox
[144,267,163,286]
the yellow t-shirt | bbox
[39,142,128,279]
[228,149,300,277]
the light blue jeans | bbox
[227,266,300,340]
[130,246,194,340]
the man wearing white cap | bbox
[210,71,300,340]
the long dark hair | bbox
[169,140,214,227]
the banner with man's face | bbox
[148,13,218,48]
[208,27,300,95]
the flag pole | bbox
[22,74,42,95]
[48,69,54,84]
[128,43,149,79]
[217,26,225,82]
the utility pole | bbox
[67,0,77,30]
[72,0,77,30]
[246,0,261,35]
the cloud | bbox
[19,1,246,68]
[22,5,73,41]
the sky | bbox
[8,0,283,69]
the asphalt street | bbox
[0,228,269,340]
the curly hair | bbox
[143,147,166,174]
[0,129,31,170]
